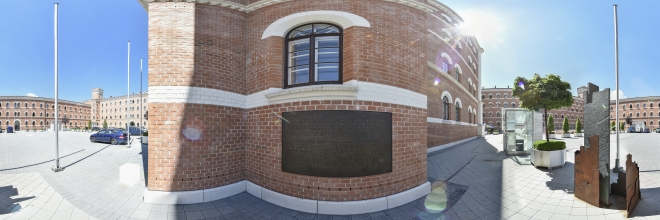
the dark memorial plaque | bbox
[281,110,392,177]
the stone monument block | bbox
[582,83,610,206]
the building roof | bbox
[0,96,90,106]
[609,96,660,103]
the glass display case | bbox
[502,108,535,156]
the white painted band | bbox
[144,180,431,215]
[262,11,371,39]
[427,136,478,154]
[150,80,427,109]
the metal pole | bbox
[614,4,621,171]
[127,41,131,148]
[52,3,62,172]
[140,58,142,145]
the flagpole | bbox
[127,41,131,148]
[140,58,142,144]
[614,4,621,171]
[52,3,62,172]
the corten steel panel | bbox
[626,154,641,218]
[583,83,611,206]
[281,110,392,177]
[574,135,600,207]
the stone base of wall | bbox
[427,122,478,148]
[144,180,431,215]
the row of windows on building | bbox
[1,102,88,112]
[95,114,143,120]
[97,98,147,107]
[485,102,517,108]
[612,102,660,110]
[97,106,146,114]
[2,120,85,127]
[441,96,477,123]
[433,13,480,57]
[482,94,584,106]
[613,112,660,118]
[2,112,88,119]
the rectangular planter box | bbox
[531,148,566,170]
[575,133,583,137]
[561,133,571,138]
[141,137,148,145]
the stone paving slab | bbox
[2,132,660,219]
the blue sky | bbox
[444,0,660,99]
[1,0,658,102]
[0,0,148,102]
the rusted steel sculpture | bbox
[625,154,641,217]
[574,135,601,207]
[579,83,611,206]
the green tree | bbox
[611,121,616,131]
[547,114,555,133]
[576,117,582,133]
[620,122,625,131]
[103,119,108,129]
[512,74,574,142]
[88,120,92,130]
[562,116,569,133]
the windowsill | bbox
[265,84,358,105]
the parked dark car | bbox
[643,128,650,133]
[656,128,660,133]
[128,126,141,136]
[92,127,101,131]
[627,127,636,133]
[6,126,13,133]
[90,129,129,145]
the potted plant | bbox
[575,117,583,137]
[547,115,556,139]
[493,129,499,135]
[141,131,148,145]
[531,140,566,170]
[561,117,571,138]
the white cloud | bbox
[610,90,626,100]
[26,93,38,97]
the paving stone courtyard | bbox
[1,131,660,219]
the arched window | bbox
[489,94,492,99]
[455,68,460,82]
[443,97,450,120]
[561,114,564,119]
[504,94,508,99]
[24,103,28,108]
[623,105,626,110]
[512,103,516,108]
[504,103,508,108]
[489,103,492,107]
[32,112,35,117]
[46,113,49,117]
[32,103,35,108]
[496,121,501,127]
[644,112,647,117]
[644,103,647,108]
[25,121,28,126]
[481,94,485,99]
[630,104,633,109]
[496,94,500,99]
[652,103,654,108]
[636,112,639,117]
[651,112,654,117]
[455,105,461,121]
[611,106,613,111]
[40,112,43,117]
[629,113,632,117]
[32,121,35,126]
[40,103,43,108]
[496,112,501,117]
[496,103,500,108]
[489,112,492,117]
[285,23,342,88]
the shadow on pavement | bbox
[140,143,148,186]
[0,149,85,171]
[62,145,111,170]
[541,161,575,194]
[0,185,34,214]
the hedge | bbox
[533,140,566,151]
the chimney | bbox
[494,86,497,88]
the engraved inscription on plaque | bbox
[281,110,392,177]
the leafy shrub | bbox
[142,131,148,136]
[576,117,582,133]
[533,140,566,151]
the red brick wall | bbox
[147,103,246,191]
[246,100,427,201]
[427,122,477,148]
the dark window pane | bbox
[316,36,339,48]
[289,50,309,67]
[290,39,310,52]
[316,63,339,81]
[316,48,339,63]
[289,25,313,38]
[314,24,340,34]
[289,65,309,84]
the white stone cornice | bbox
[265,85,359,105]
[428,61,478,104]
[139,0,437,13]
[426,0,463,23]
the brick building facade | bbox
[610,96,660,129]
[83,88,149,129]
[141,0,483,214]
[481,86,587,133]
[0,96,91,131]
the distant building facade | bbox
[82,88,148,129]
[610,96,660,129]
[481,85,586,132]
[0,96,91,131]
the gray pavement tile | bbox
[201,209,222,218]
[184,211,205,220]
[50,212,72,220]
[182,204,200,212]
[254,208,280,219]
[217,205,237,215]
[167,212,186,220]
[271,213,295,220]
[146,211,167,220]
[129,210,151,220]
[348,214,370,220]
[294,212,316,220]
[311,214,333,220]
[196,202,214,211]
